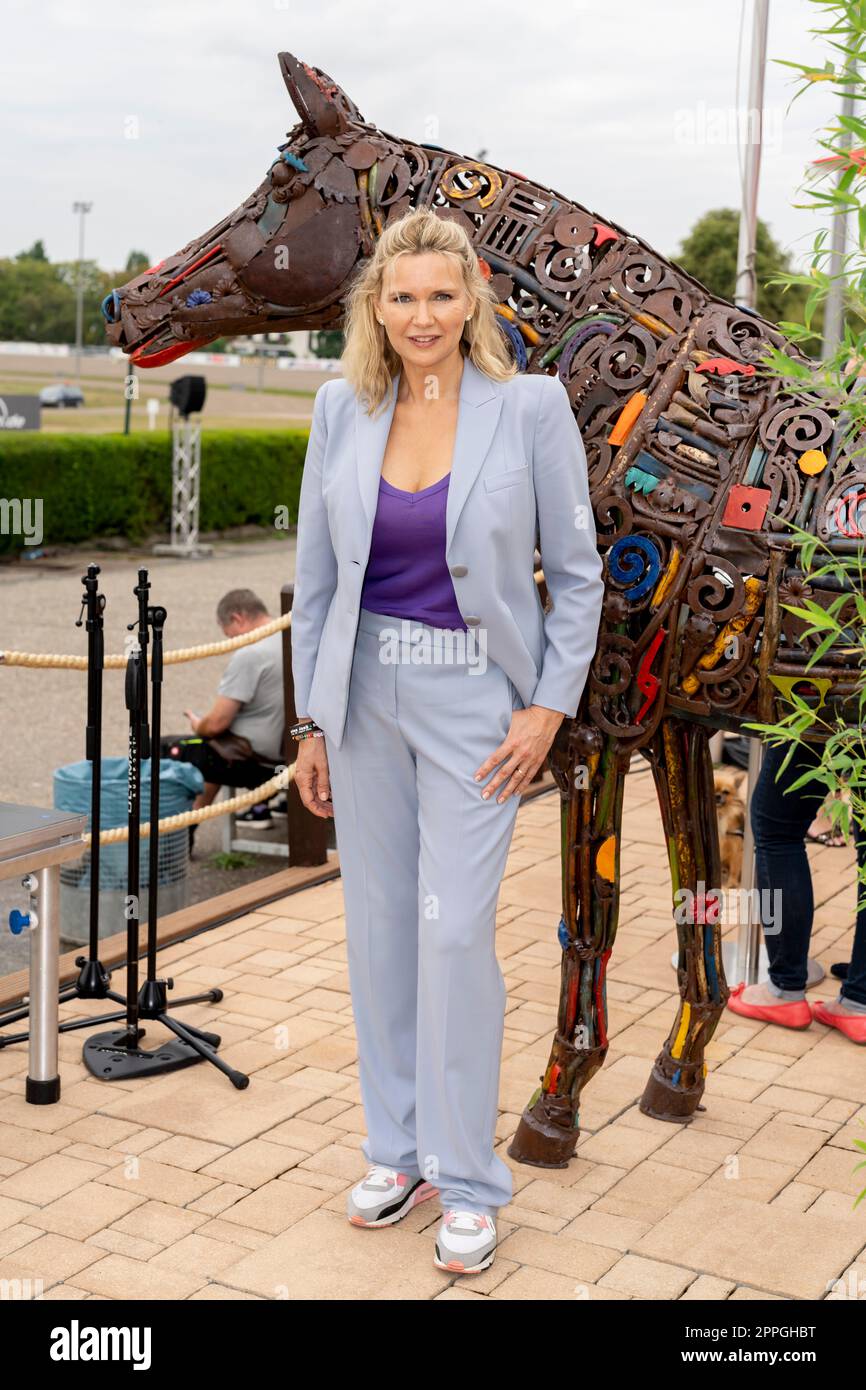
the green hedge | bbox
[0,429,310,555]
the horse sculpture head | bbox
[102,54,376,366]
[105,52,866,1163]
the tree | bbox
[672,207,822,338]
[124,250,151,276]
[0,258,75,340]
[310,329,344,359]
[0,255,117,344]
[15,241,49,262]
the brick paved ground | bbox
[0,761,864,1301]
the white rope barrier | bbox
[0,611,292,670]
[0,611,301,835]
[83,765,297,845]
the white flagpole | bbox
[730,0,770,986]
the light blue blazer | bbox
[291,353,605,751]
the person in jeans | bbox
[163,589,285,838]
[727,738,866,1042]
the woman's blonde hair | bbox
[339,207,518,414]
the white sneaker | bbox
[347,1164,438,1227]
[434,1208,497,1273]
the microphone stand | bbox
[83,572,248,1087]
[0,565,131,1043]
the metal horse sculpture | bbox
[104,53,863,1167]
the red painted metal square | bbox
[721,484,771,531]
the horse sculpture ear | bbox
[278,52,363,138]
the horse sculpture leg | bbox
[639,716,729,1122]
[508,720,627,1166]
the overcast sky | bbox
[2,0,844,280]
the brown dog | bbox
[714,766,747,889]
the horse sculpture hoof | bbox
[507,1093,579,1167]
[639,1062,705,1123]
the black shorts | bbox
[161,734,276,791]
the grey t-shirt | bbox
[217,630,285,763]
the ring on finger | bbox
[497,764,524,803]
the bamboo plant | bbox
[739,0,866,1210]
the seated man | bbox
[163,588,286,835]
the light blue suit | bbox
[291,354,604,1216]
[291,354,605,745]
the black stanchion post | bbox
[0,566,247,1087]
[145,606,165,986]
[82,574,248,1088]
[0,564,133,1045]
[81,563,105,960]
[118,620,146,1050]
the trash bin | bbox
[53,757,204,947]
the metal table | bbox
[0,803,87,1103]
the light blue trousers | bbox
[323,605,522,1216]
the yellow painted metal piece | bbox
[634,309,674,336]
[681,576,762,694]
[769,673,832,710]
[596,835,617,882]
[651,546,682,607]
[609,286,673,336]
[440,162,502,207]
[494,304,541,345]
[798,448,828,476]
[671,1003,691,1060]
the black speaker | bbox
[169,375,207,417]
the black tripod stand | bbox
[0,565,135,1045]
[83,570,248,1087]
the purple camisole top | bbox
[359,471,468,629]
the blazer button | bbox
[465,615,481,626]
[450,564,468,577]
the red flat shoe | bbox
[726,982,812,1029]
[810,1000,866,1044]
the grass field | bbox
[0,353,334,434]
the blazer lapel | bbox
[354,353,504,560]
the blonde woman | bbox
[291,208,604,1274]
